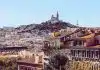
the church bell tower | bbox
[56,11,59,20]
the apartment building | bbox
[17,52,44,70]
[70,32,100,61]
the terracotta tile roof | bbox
[80,34,95,39]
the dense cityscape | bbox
[0,12,99,70]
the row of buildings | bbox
[0,27,99,70]
[0,46,44,70]
[43,27,100,61]
[0,13,100,70]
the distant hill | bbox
[35,21,77,31]
[15,12,77,32]
[16,20,77,33]
[0,12,99,49]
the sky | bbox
[0,0,100,27]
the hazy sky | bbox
[0,0,100,27]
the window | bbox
[91,51,94,58]
[71,50,75,56]
[88,51,91,58]
[78,50,80,56]
[82,50,85,57]
[27,67,31,70]
[95,39,99,45]
[20,66,24,70]
[32,67,37,70]
[38,55,43,63]
[73,50,75,56]
[25,67,28,70]
[96,51,99,58]
[73,41,83,46]
[99,50,100,59]
[73,41,77,46]
[71,50,73,56]
[87,51,89,58]
[79,41,82,45]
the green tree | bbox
[49,53,69,70]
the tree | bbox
[0,57,21,70]
[49,53,69,70]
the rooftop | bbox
[17,59,43,68]
[0,46,27,50]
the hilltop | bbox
[0,13,77,51]
[15,12,77,33]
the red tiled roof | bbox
[80,34,95,39]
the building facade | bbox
[17,52,44,70]
[69,32,100,61]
